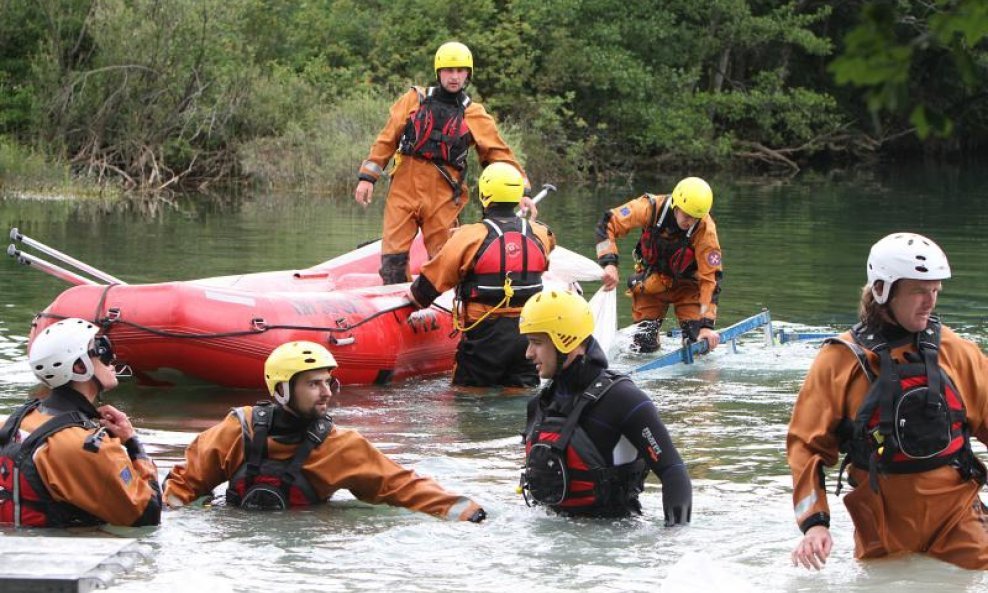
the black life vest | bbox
[521,372,648,517]
[831,318,982,493]
[226,403,332,511]
[398,86,472,172]
[0,399,103,527]
[459,218,548,307]
[634,194,697,280]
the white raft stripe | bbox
[203,290,256,307]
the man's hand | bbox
[601,264,619,291]
[518,196,539,221]
[97,404,135,442]
[698,327,720,351]
[791,525,833,570]
[355,180,374,207]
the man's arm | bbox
[309,427,485,521]
[611,387,692,526]
[355,89,419,205]
[408,226,484,308]
[36,427,162,526]
[163,413,246,507]
[594,195,653,290]
[690,217,723,326]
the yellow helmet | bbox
[670,177,713,219]
[519,290,594,354]
[435,41,473,76]
[264,341,337,405]
[478,162,524,207]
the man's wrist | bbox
[123,436,148,460]
[799,512,830,534]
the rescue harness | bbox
[634,194,698,282]
[454,217,548,333]
[398,86,473,203]
[0,399,103,527]
[830,318,984,494]
[226,403,333,510]
[521,371,648,517]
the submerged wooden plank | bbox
[0,536,145,593]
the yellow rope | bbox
[453,276,514,332]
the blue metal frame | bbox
[631,310,773,373]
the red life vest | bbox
[521,372,648,517]
[831,319,982,493]
[226,403,331,510]
[0,400,103,527]
[635,194,698,279]
[459,218,548,307]
[398,86,472,171]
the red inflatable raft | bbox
[26,236,457,387]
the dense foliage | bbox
[1,0,986,194]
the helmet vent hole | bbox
[52,362,62,368]
[303,357,316,364]
[915,265,928,273]
[916,255,927,261]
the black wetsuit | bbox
[525,338,692,523]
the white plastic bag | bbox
[589,287,617,354]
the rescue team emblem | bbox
[707,251,722,266]
[505,242,521,257]
[619,206,631,217]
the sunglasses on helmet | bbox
[88,335,115,366]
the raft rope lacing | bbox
[36,283,454,340]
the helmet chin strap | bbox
[274,381,291,407]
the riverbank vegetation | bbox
[1,0,986,198]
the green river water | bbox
[0,162,986,592]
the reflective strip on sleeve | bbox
[595,240,612,257]
[446,497,473,521]
[794,491,818,519]
[360,160,384,178]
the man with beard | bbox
[164,341,486,522]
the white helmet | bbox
[867,232,951,304]
[29,318,100,388]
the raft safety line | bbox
[34,300,438,340]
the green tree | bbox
[830,0,988,139]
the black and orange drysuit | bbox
[358,85,527,284]
[0,387,161,527]
[788,321,988,569]
[164,404,483,521]
[409,203,555,386]
[595,193,722,331]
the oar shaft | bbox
[10,227,127,285]
[7,245,99,286]
[517,183,557,217]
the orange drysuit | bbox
[1,388,161,527]
[788,324,988,569]
[164,405,483,521]
[408,206,555,386]
[358,86,527,283]
[595,193,722,325]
